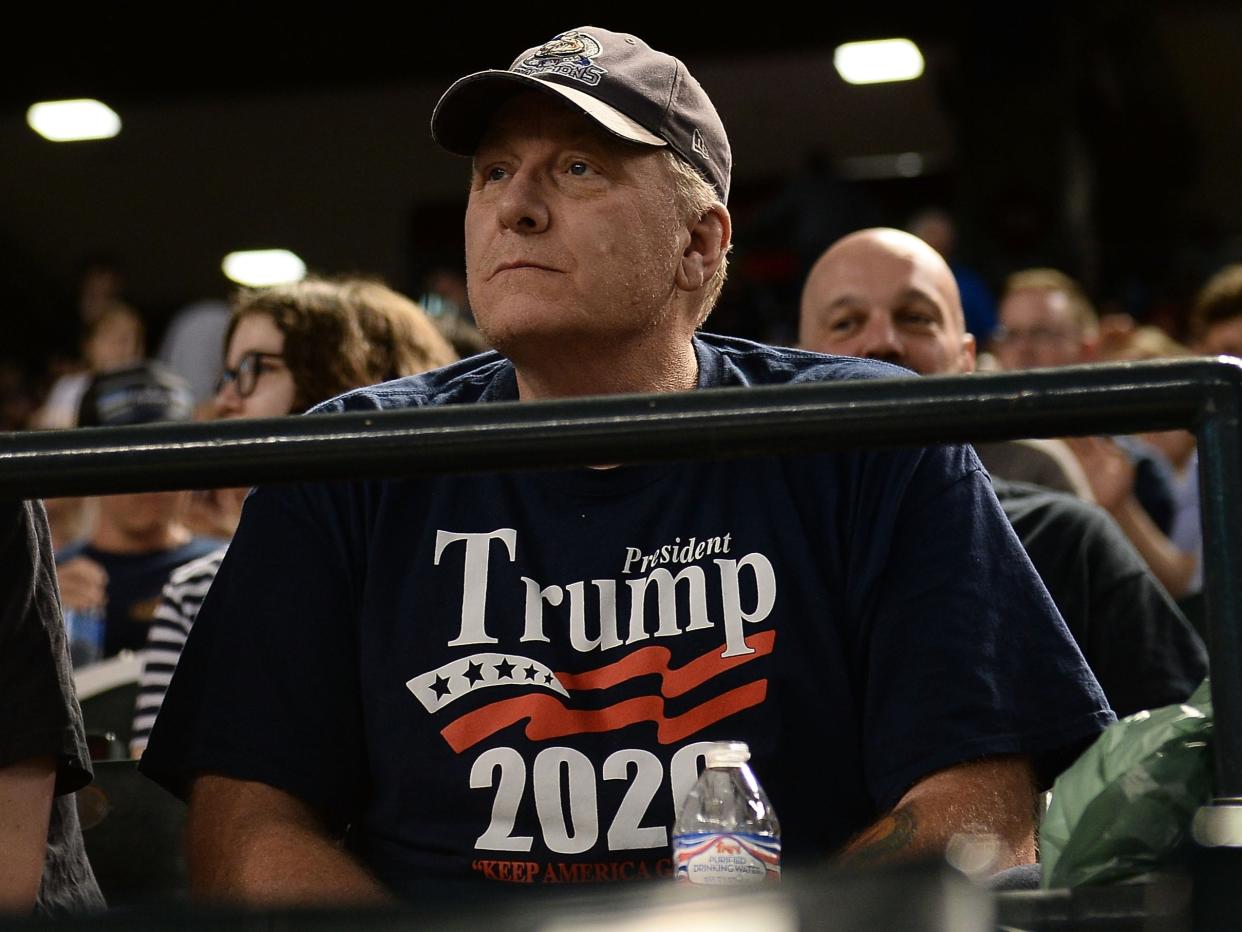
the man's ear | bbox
[961,332,978,373]
[675,205,731,293]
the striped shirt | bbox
[131,546,227,755]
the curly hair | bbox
[226,277,458,411]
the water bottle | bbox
[672,740,781,884]
[64,605,106,668]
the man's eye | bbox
[828,317,859,335]
[897,311,935,328]
[486,166,508,182]
[568,161,591,176]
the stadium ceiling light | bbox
[222,250,307,287]
[26,99,121,142]
[833,39,925,85]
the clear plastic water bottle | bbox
[64,605,106,667]
[672,740,781,884]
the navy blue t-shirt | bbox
[57,537,224,657]
[141,334,1112,893]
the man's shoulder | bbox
[992,479,1120,553]
[694,333,915,388]
[310,351,515,414]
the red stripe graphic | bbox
[441,681,768,754]
[438,632,775,754]
[557,629,775,697]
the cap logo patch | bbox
[515,31,608,87]
[691,128,711,160]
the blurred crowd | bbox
[7,202,1240,613]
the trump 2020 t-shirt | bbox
[140,334,1112,894]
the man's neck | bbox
[512,336,700,401]
[91,520,191,555]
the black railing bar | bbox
[1196,381,1242,798]
[4,356,1242,818]
[4,356,1232,454]
[0,359,1234,501]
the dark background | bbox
[3,3,1239,361]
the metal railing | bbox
[3,357,1240,804]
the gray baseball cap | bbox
[431,26,731,203]
[77,361,195,428]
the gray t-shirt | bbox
[2,499,105,916]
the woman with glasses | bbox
[214,277,457,421]
[130,278,457,755]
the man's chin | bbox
[475,308,596,359]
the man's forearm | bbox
[187,776,393,907]
[837,755,1037,870]
[0,756,56,912]
[837,805,922,866]
[1110,496,1196,598]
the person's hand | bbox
[1064,436,1135,512]
[57,556,108,613]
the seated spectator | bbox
[991,269,1180,534]
[32,305,147,555]
[1,500,105,916]
[799,232,1090,498]
[130,277,457,754]
[1092,322,1202,603]
[799,228,1207,716]
[1068,263,1242,608]
[1195,263,1242,358]
[55,363,223,674]
[139,31,1110,903]
[31,303,145,432]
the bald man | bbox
[800,229,1091,497]
[800,228,975,377]
[797,229,1208,718]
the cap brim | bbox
[431,70,666,156]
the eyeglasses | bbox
[215,352,284,399]
[991,326,1076,346]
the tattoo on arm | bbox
[838,808,917,866]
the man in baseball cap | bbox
[432,27,731,202]
[143,27,1109,904]
[76,360,195,428]
[57,362,219,668]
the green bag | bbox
[1040,679,1214,888]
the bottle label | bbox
[672,832,781,884]
[65,608,106,668]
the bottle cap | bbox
[704,741,750,768]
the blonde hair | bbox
[1003,268,1098,335]
[1193,263,1242,339]
[661,151,730,324]
[1097,324,1191,362]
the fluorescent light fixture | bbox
[222,250,307,287]
[895,152,925,177]
[27,99,121,141]
[834,38,925,85]
[838,152,935,181]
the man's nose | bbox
[994,339,1032,371]
[496,170,550,234]
[214,381,242,418]
[858,318,905,366]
